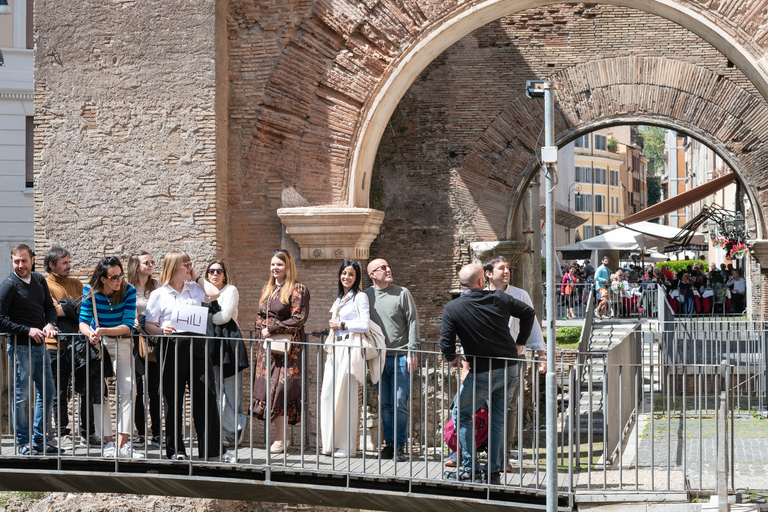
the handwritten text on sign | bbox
[169,304,209,335]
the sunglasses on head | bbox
[208,268,224,275]
[343,259,359,266]
[274,249,288,255]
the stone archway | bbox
[501,55,768,240]
[345,0,768,209]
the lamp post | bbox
[526,78,558,512]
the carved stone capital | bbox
[277,207,386,261]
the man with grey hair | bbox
[439,264,535,484]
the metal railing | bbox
[543,282,659,320]
[0,327,758,501]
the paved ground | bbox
[634,411,768,491]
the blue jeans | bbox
[453,364,519,474]
[378,354,411,446]
[7,342,54,447]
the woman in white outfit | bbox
[320,259,369,458]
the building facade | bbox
[0,0,34,274]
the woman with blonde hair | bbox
[126,251,162,448]
[79,256,141,458]
[251,249,310,454]
[145,251,235,462]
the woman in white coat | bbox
[320,259,370,458]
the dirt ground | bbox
[0,493,362,512]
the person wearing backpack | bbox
[439,264,535,485]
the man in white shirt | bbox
[727,268,746,313]
[483,255,545,463]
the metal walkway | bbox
[0,441,563,511]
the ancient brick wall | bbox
[34,0,219,268]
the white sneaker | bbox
[103,442,116,458]
[57,435,74,451]
[333,449,347,458]
[221,451,236,463]
[171,453,186,461]
[118,444,145,459]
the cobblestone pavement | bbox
[635,412,768,490]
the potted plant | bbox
[729,242,747,259]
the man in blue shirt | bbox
[594,255,612,293]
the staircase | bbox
[576,319,639,436]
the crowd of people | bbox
[0,244,543,485]
[559,256,747,319]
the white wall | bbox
[0,3,35,276]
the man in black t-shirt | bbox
[0,244,58,455]
[440,264,535,484]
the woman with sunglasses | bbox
[126,251,162,448]
[205,260,248,447]
[320,259,369,458]
[252,249,310,454]
[144,251,235,462]
[79,256,141,458]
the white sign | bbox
[169,304,209,335]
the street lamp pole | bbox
[526,80,558,512]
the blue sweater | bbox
[79,284,137,331]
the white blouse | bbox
[330,291,370,335]
[212,284,239,326]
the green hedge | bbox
[655,259,710,274]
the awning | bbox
[619,172,737,225]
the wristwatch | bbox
[340,321,346,330]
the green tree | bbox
[646,175,661,206]
[638,125,666,176]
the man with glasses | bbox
[365,258,420,462]
[440,264,535,484]
[44,247,98,450]
[0,244,58,455]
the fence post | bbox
[716,361,729,512]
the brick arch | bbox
[343,0,768,208]
[495,56,768,239]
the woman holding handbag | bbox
[144,251,235,463]
[126,251,162,448]
[78,256,142,458]
[205,260,248,447]
[319,259,370,458]
[251,249,310,454]
[560,265,579,319]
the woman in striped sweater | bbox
[79,256,142,458]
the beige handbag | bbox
[264,288,293,354]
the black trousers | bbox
[48,347,95,437]
[161,337,220,459]
[135,359,162,438]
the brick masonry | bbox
[33,1,768,341]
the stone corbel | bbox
[277,207,386,261]
[747,240,768,271]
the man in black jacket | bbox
[0,244,58,455]
[440,264,535,484]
